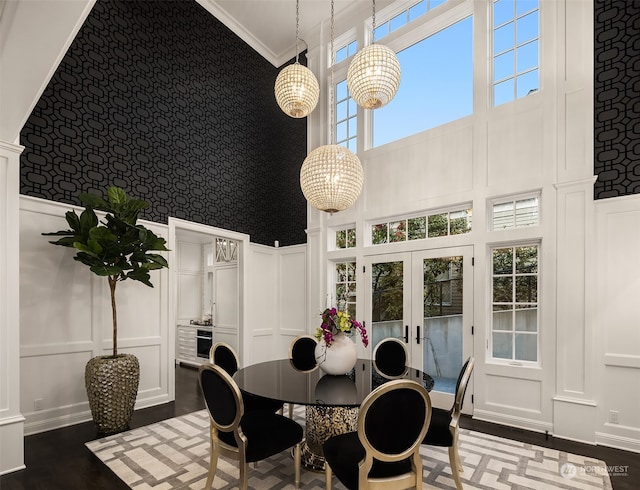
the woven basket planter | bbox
[85,354,140,434]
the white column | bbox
[0,141,25,475]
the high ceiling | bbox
[196,0,374,67]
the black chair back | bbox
[289,335,318,371]
[199,364,242,433]
[359,380,431,463]
[209,342,239,375]
[373,338,408,378]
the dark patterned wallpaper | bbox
[594,0,640,198]
[19,0,308,247]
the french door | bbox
[363,246,474,411]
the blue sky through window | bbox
[373,16,473,148]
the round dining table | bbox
[234,358,434,471]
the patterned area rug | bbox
[86,408,613,489]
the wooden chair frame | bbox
[434,356,475,490]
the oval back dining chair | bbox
[422,356,475,490]
[198,363,303,490]
[208,341,239,375]
[287,335,318,417]
[289,335,319,372]
[323,379,432,490]
[209,341,284,414]
[373,337,409,378]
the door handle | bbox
[416,325,421,345]
[404,325,409,343]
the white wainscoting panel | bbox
[595,195,640,452]
[246,245,277,366]
[20,207,93,345]
[278,245,307,340]
[487,103,543,188]
[20,351,91,429]
[484,374,542,414]
[363,122,473,216]
[177,273,202,321]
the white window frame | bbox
[489,241,540,366]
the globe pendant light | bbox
[300,0,364,214]
[300,144,364,214]
[347,0,401,109]
[274,0,319,118]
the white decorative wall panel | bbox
[177,273,202,320]
[132,344,165,398]
[246,245,277,365]
[20,351,89,418]
[595,197,640,451]
[563,90,591,180]
[485,374,542,413]
[178,241,202,271]
[603,366,640,429]
[601,208,640,357]
[20,209,92,345]
[279,246,307,339]
[102,277,164,340]
[557,188,587,395]
[364,124,473,214]
[487,106,543,187]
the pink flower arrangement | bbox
[314,307,369,347]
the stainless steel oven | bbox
[196,328,213,360]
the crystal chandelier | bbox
[346,0,401,109]
[274,0,319,118]
[300,0,364,214]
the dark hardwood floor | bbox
[1,364,637,489]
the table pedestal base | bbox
[300,405,359,472]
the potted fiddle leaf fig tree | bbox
[43,186,169,434]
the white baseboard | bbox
[473,408,553,434]
[595,431,640,454]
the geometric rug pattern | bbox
[86,407,613,489]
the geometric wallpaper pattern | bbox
[593,0,640,199]
[20,0,308,246]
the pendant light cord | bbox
[295,0,300,63]
[372,0,377,42]
[371,0,376,36]
[330,0,335,146]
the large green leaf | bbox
[90,264,124,276]
[79,193,109,211]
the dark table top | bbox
[233,358,434,408]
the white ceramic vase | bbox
[314,332,358,375]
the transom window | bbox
[371,207,472,245]
[492,0,540,106]
[335,39,358,63]
[491,244,539,362]
[373,0,449,41]
[491,194,540,230]
[215,238,237,263]
[335,227,356,249]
